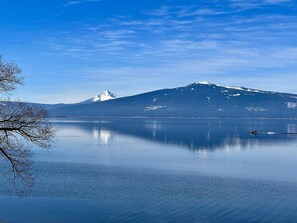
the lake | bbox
[1,118,297,223]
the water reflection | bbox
[2,118,297,194]
[53,118,297,152]
[92,128,112,145]
[287,123,296,133]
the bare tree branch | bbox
[0,55,54,193]
[0,55,23,93]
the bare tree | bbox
[0,55,54,191]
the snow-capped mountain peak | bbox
[79,90,117,104]
[92,90,117,102]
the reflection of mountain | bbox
[92,128,112,145]
[52,118,297,152]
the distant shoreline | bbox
[49,116,297,120]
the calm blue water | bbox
[1,118,297,223]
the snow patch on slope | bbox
[246,107,267,112]
[287,102,297,109]
[225,86,262,93]
[194,81,263,93]
[195,81,215,85]
[145,106,167,111]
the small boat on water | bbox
[250,130,297,135]
[250,130,258,135]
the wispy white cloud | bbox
[229,0,291,9]
[265,0,291,3]
[144,5,228,18]
[63,0,101,7]
[45,1,297,65]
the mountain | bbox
[45,82,297,118]
[79,90,117,104]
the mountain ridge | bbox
[42,82,297,118]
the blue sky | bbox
[0,0,297,103]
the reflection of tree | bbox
[0,56,54,193]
